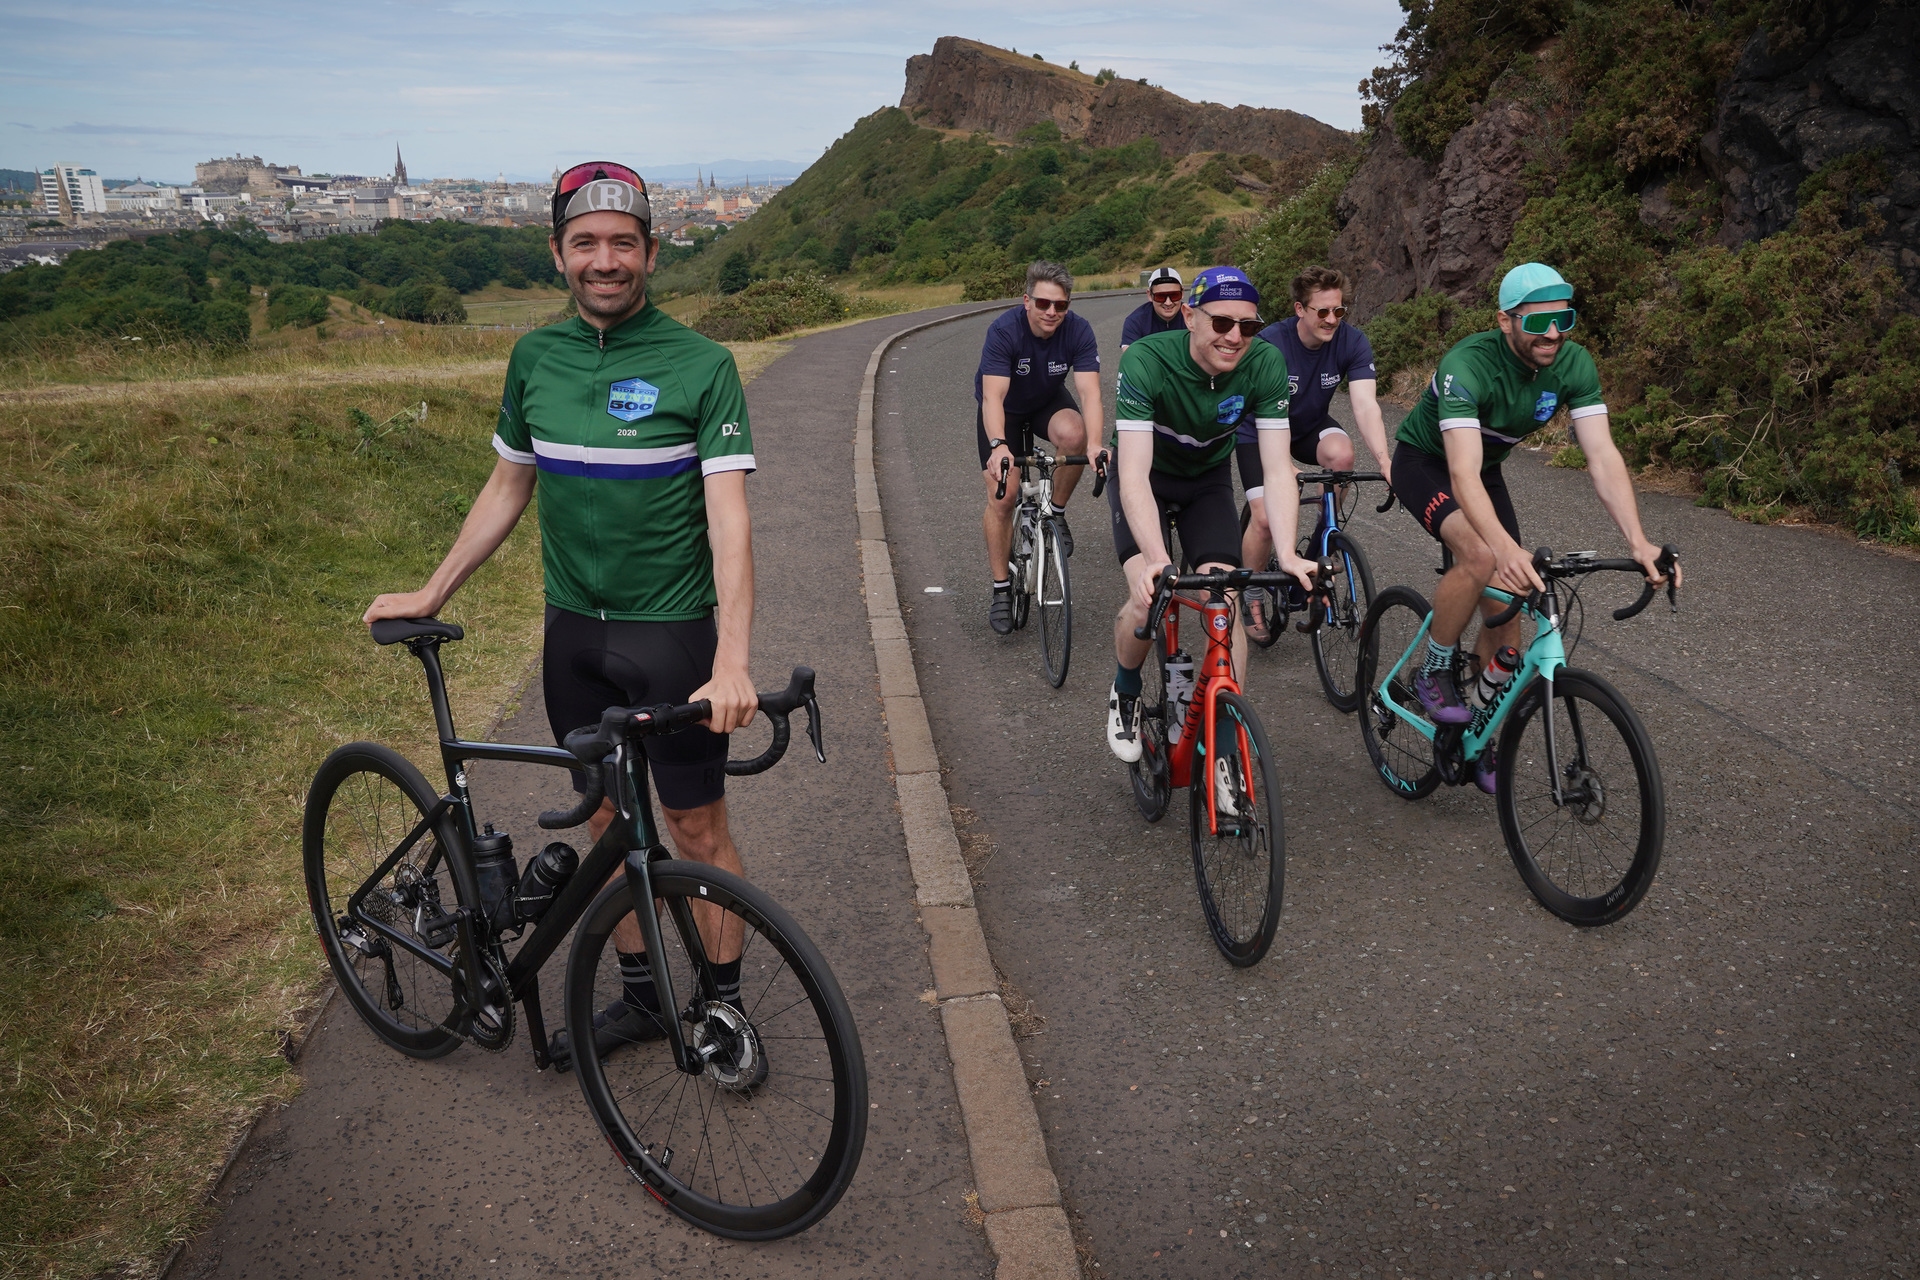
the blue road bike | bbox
[1355,545,1679,925]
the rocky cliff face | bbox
[1329,101,1542,324]
[901,37,1352,169]
[1703,1,1918,298]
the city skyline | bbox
[2,1,1403,181]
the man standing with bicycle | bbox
[364,161,759,1061]
[978,260,1105,634]
[1389,262,1679,791]
[1106,266,1312,763]
[1236,266,1394,641]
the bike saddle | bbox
[369,617,466,646]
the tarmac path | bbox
[169,305,1011,1280]
[875,296,1919,1279]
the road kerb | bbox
[852,306,1081,1279]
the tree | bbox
[718,252,752,295]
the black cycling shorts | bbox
[1390,441,1521,544]
[543,606,728,811]
[976,383,1081,469]
[1234,425,1352,497]
[1108,458,1243,570]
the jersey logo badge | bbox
[1288,375,1300,395]
[1048,361,1069,376]
[1320,372,1340,388]
[1532,391,1559,422]
[1215,394,1245,424]
[607,377,659,422]
[1015,357,1032,376]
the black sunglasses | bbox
[1027,296,1071,313]
[1195,306,1262,338]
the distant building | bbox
[393,144,408,190]
[40,164,107,217]
[195,154,303,194]
[104,181,177,212]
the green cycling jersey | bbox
[1396,330,1606,468]
[1112,328,1291,478]
[493,304,754,621]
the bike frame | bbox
[1011,459,1054,601]
[1373,583,1571,800]
[341,637,711,1075]
[1157,589,1259,835]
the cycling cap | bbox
[1187,266,1259,309]
[551,161,653,235]
[1498,262,1574,312]
[1147,266,1183,290]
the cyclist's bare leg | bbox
[1114,552,1155,671]
[590,795,746,964]
[983,465,1017,581]
[1433,511,1520,661]
[1044,407,1088,505]
[1316,430,1357,527]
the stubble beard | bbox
[573,271,644,324]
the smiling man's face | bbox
[551,210,657,328]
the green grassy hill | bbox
[652,108,1297,300]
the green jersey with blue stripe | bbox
[1112,329,1290,478]
[493,305,754,621]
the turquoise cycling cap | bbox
[1498,262,1574,312]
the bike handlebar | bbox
[993,450,1108,501]
[538,666,825,829]
[1482,545,1680,629]
[1132,562,1332,641]
[1287,468,1397,513]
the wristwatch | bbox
[986,437,1009,451]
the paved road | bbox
[875,296,1920,1278]
[170,307,1007,1280]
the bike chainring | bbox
[1433,725,1468,787]
[453,948,515,1052]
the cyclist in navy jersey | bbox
[1236,266,1393,639]
[976,260,1105,634]
[1120,266,1184,351]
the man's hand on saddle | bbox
[693,664,759,735]
[364,588,444,626]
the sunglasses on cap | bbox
[1303,304,1348,321]
[552,161,652,230]
[1027,296,1071,313]
[1514,307,1577,335]
[1195,306,1262,338]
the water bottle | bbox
[470,825,518,932]
[1471,646,1521,709]
[515,841,580,923]
[1165,652,1195,746]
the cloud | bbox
[33,121,200,136]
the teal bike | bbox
[1355,545,1678,925]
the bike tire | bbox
[1496,669,1664,926]
[1130,644,1172,823]
[1310,529,1376,713]
[1356,586,1441,799]
[1187,689,1284,966]
[566,864,868,1240]
[1038,518,1072,688]
[302,743,467,1059]
[1010,514,1033,631]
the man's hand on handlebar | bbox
[1630,539,1681,591]
[1130,556,1172,614]
[691,663,758,734]
[985,446,1014,496]
[1277,552,1318,594]
[1493,542,1546,596]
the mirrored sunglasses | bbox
[555,161,646,196]
[1517,307,1577,335]
[1150,290,1183,303]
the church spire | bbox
[393,143,407,189]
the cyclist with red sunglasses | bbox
[1105,266,1311,763]
[1388,262,1680,789]
[977,260,1104,634]
[365,161,763,1062]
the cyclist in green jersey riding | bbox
[1105,266,1314,763]
[364,161,760,1064]
[1389,262,1680,791]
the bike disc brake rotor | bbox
[691,1000,763,1092]
[1563,763,1607,824]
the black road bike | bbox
[302,619,866,1239]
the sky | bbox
[2,0,1406,185]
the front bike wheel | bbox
[1356,586,1441,799]
[302,743,466,1059]
[1038,519,1072,687]
[566,863,867,1240]
[1010,512,1034,630]
[1187,690,1284,966]
[1130,644,1172,822]
[1497,670,1664,925]
[1310,530,1375,712]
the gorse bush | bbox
[691,275,897,342]
[266,283,330,329]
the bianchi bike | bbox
[302,618,866,1239]
[993,449,1107,688]
[1128,565,1304,966]
[1240,469,1391,712]
[1355,545,1679,926]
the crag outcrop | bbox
[901,37,1352,170]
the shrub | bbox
[266,283,331,329]
[692,275,858,342]
[1238,157,1361,321]
[377,279,467,324]
[1363,291,1496,389]
[202,300,252,348]
[717,252,753,296]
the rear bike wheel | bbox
[1310,529,1375,712]
[1010,510,1034,630]
[1496,669,1664,925]
[302,743,467,1059]
[1356,586,1441,799]
[566,863,867,1240]
[1187,690,1284,965]
[1130,644,1172,822]
[1038,518,1073,687]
